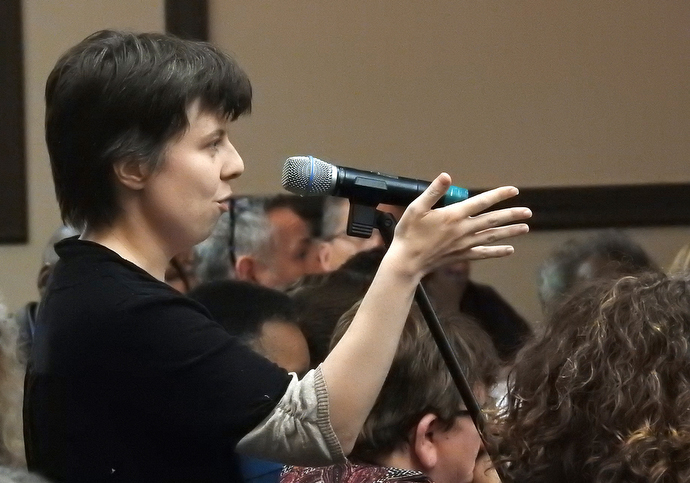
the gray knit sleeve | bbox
[235,364,345,466]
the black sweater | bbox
[25,238,291,482]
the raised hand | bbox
[388,173,531,279]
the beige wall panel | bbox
[210,1,690,324]
[0,0,164,313]
[210,1,690,193]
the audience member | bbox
[193,205,234,284]
[288,268,373,367]
[25,29,529,481]
[188,280,309,376]
[282,306,501,483]
[334,239,530,364]
[498,272,690,482]
[669,243,690,274]
[0,303,25,467]
[188,280,310,482]
[317,197,383,272]
[422,261,532,363]
[0,466,51,483]
[233,196,324,289]
[164,248,198,293]
[14,225,79,362]
[538,229,658,315]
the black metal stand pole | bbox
[373,209,506,482]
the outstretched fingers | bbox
[464,206,533,235]
[456,223,531,260]
[405,173,452,214]
[450,186,521,218]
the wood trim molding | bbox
[472,183,690,231]
[0,0,27,243]
[165,0,208,41]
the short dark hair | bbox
[187,280,295,343]
[46,30,252,230]
[287,268,373,367]
[265,195,326,239]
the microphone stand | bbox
[347,201,506,483]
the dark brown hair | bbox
[46,30,252,230]
[331,306,499,463]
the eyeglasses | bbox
[228,196,263,267]
[228,197,238,267]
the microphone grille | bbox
[281,156,336,196]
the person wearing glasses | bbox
[25,30,530,482]
[282,309,501,483]
[232,196,324,290]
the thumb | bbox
[408,172,452,213]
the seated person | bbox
[288,267,373,368]
[15,224,79,361]
[378,203,531,362]
[497,272,690,482]
[422,260,532,363]
[282,306,501,483]
[669,242,690,274]
[538,229,659,315]
[332,243,531,364]
[188,280,310,482]
[317,197,384,272]
[0,303,26,467]
[187,279,309,376]
[233,196,325,289]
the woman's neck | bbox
[81,222,172,282]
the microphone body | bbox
[282,155,468,207]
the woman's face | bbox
[141,100,244,253]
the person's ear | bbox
[234,255,259,283]
[412,413,440,471]
[113,158,150,190]
[317,241,332,272]
[37,264,53,295]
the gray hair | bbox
[193,196,274,283]
[0,466,52,483]
[193,212,233,284]
[538,229,658,314]
[320,197,348,241]
[233,197,273,261]
[41,225,80,267]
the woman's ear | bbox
[412,413,440,471]
[113,158,150,190]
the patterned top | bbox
[281,462,433,483]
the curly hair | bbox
[0,304,26,467]
[498,272,690,482]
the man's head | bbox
[233,196,323,289]
[331,308,500,483]
[317,197,384,272]
[187,280,310,376]
[538,229,659,315]
[46,30,252,231]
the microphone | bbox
[281,155,469,207]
